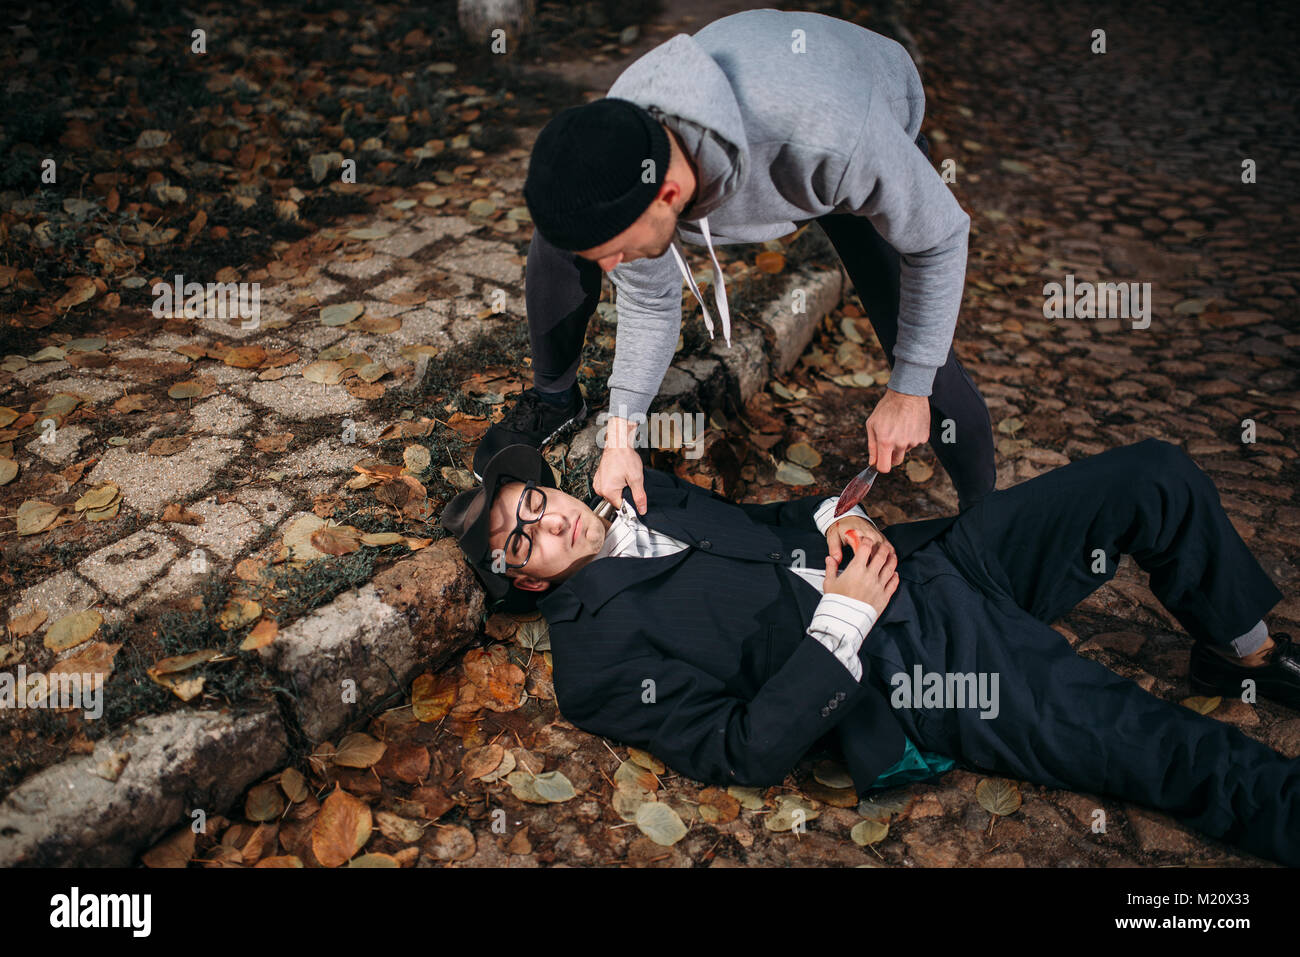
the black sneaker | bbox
[1189,631,1300,711]
[472,386,588,480]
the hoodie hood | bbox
[607,34,748,347]
[606,33,748,223]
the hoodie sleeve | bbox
[605,252,684,420]
[832,98,970,398]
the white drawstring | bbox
[669,215,731,348]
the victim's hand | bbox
[823,539,899,611]
[826,516,894,566]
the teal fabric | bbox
[866,736,955,791]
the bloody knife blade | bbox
[833,465,878,518]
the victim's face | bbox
[487,480,606,591]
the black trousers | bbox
[523,132,997,510]
[863,439,1296,865]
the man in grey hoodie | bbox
[474,8,996,515]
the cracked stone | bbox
[190,394,254,435]
[34,375,126,403]
[156,496,265,561]
[411,214,477,242]
[78,529,180,603]
[246,378,363,418]
[85,437,243,513]
[25,425,91,465]
[434,236,523,286]
[326,254,394,280]
[370,229,439,258]
[8,571,102,626]
[276,432,379,478]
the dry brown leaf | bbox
[311,524,362,556]
[333,732,387,769]
[218,599,261,630]
[239,618,278,651]
[411,672,458,722]
[17,500,60,536]
[223,345,267,368]
[148,435,193,456]
[234,557,267,582]
[255,432,293,453]
[345,380,385,400]
[162,502,205,525]
[44,609,103,651]
[168,381,204,400]
[74,483,120,512]
[150,648,220,676]
[7,608,48,640]
[312,788,371,868]
[462,744,506,781]
[48,641,119,689]
[54,276,98,310]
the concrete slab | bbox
[8,571,102,626]
[77,529,180,603]
[245,378,364,419]
[190,394,254,435]
[85,437,243,513]
[434,236,523,286]
[156,496,266,561]
[326,254,394,280]
[25,425,91,465]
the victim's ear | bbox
[512,576,550,593]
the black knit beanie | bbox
[523,98,671,251]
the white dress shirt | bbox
[591,495,881,681]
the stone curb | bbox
[0,708,289,866]
[0,259,845,867]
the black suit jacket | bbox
[538,469,958,792]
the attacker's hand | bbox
[593,416,647,514]
[866,388,930,473]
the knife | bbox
[833,464,878,518]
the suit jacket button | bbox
[698,540,711,550]
[829,699,838,710]
[836,691,847,701]
[769,551,782,560]
[820,707,830,717]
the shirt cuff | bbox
[814,497,878,536]
[806,592,879,682]
[885,357,939,397]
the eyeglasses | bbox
[498,480,547,571]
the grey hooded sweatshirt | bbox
[602,8,970,420]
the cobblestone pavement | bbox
[168,0,1298,869]
[5,0,1298,867]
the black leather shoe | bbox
[1189,631,1300,711]
[472,386,587,480]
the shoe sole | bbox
[1189,671,1300,711]
[472,403,589,482]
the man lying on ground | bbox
[441,439,1300,866]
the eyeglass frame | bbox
[495,478,548,571]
